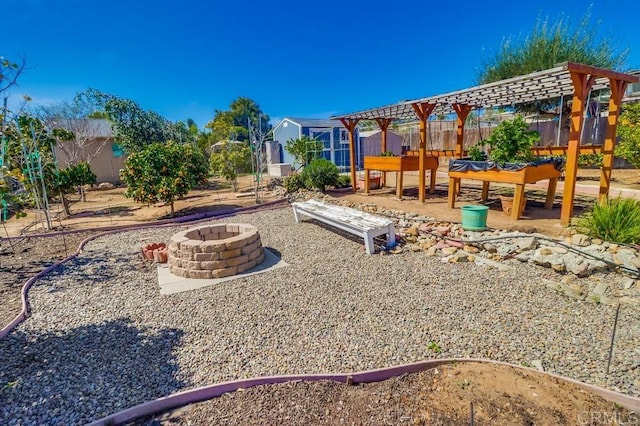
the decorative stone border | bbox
[168,223,265,279]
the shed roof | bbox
[285,117,344,128]
[331,62,639,121]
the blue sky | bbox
[4,0,639,128]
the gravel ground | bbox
[1,206,639,425]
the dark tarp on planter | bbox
[449,157,566,172]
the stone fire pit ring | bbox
[168,223,264,279]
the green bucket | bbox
[461,205,489,231]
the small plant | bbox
[457,379,472,390]
[576,197,640,244]
[484,115,539,164]
[336,174,352,188]
[427,341,442,354]
[283,173,306,193]
[521,361,532,367]
[467,144,486,161]
[301,158,339,191]
[577,153,603,168]
[380,151,395,157]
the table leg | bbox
[364,169,370,194]
[512,184,525,220]
[481,181,490,201]
[381,171,386,188]
[429,169,436,195]
[396,171,403,199]
[448,177,458,209]
[545,178,558,209]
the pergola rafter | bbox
[331,62,639,225]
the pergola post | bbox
[452,103,472,195]
[411,102,436,202]
[598,79,628,203]
[340,118,361,192]
[452,103,472,158]
[374,118,393,187]
[561,72,596,225]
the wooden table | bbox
[447,162,562,220]
[363,154,439,199]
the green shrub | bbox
[336,174,352,188]
[485,115,539,164]
[576,197,640,244]
[467,144,486,161]
[302,158,339,191]
[283,173,306,193]
[577,153,603,168]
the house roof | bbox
[283,117,345,128]
[331,62,639,121]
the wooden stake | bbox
[606,303,621,375]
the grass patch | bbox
[576,197,640,244]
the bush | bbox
[576,197,640,244]
[283,173,306,193]
[302,158,339,191]
[336,174,352,188]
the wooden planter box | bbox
[362,155,439,199]
[447,160,563,220]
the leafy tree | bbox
[2,115,60,228]
[615,103,640,168]
[53,162,97,216]
[284,135,324,170]
[478,12,627,84]
[209,141,252,191]
[121,142,209,216]
[477,11,627,113]
[77,88,180,153]
[206,97,270,142]
[0,55,25,96]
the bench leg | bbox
[387,225,396,249]
[364,232,375,255]
[292,207,301,223]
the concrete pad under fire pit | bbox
[157,247,288,295]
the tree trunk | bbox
[79,185,87,202]
[61,194,71,217]
[170,202,175,217]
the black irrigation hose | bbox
[436,231,640,278]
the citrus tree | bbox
[284,136,324,170]
[121,142,209,216]
[615,103,640,168]
[209,141,252,191]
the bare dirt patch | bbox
[145,363,637,425]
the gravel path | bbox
[1,207,639,424]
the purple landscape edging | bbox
[0,199,287,339]
[87,358,640,426]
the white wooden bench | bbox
[292,199,396,254]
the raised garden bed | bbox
[363,154,439,199]
[448,157,565,220]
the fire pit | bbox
[167,223,264,279]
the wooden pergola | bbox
[331,62,639,225]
